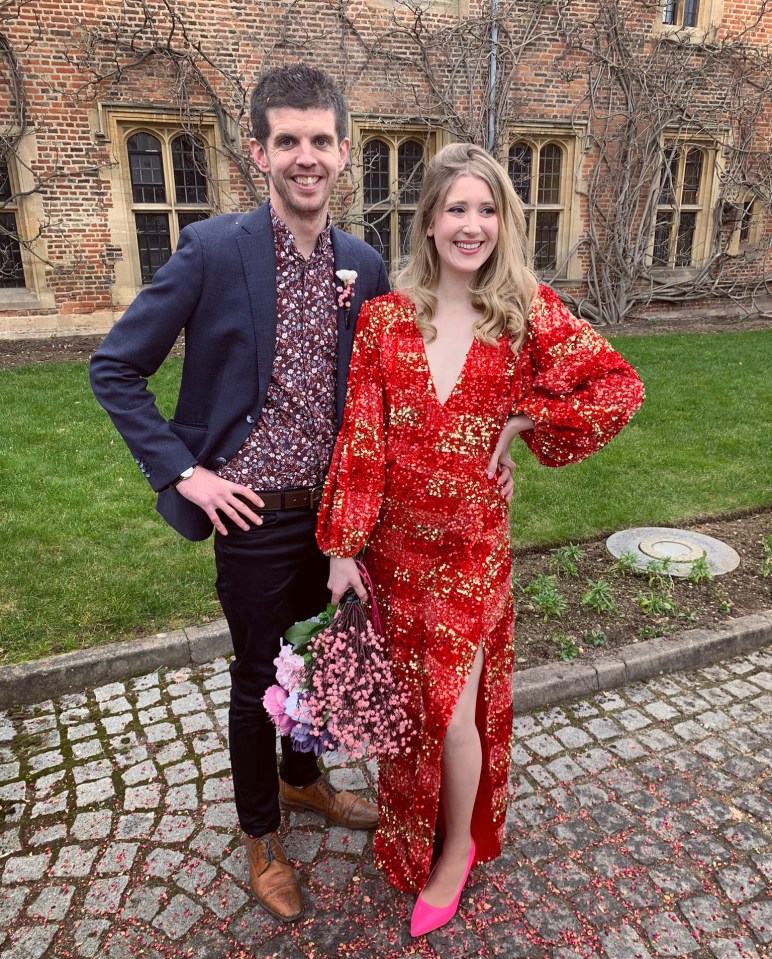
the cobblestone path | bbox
[1,648,771,959]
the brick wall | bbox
[0,0,768,333]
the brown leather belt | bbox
[256,484,324,511]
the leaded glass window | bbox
[172,135,209,204]
[662,0,700,25]
[128,134,166,204]
[0,159,24,288]
[653,144,708,268]
[127,129,210,284]
[508,139,565,274]
[359,132,432,274]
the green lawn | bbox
[1,330,770,665]
[510,331,771,545]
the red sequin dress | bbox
[316,285,644,893]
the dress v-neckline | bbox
[421,334,477,408]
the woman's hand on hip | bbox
[486,414,535,503]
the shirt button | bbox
[246,415,255,424]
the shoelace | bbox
[259,834,279,866]
[317,777,339,798]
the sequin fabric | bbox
[217,207,337,490]
[316,285,644,893]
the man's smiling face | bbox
[250,107,350,226]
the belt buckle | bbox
[310,485,323,511]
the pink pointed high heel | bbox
[410,840,476,937]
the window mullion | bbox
[389,138,399,273]
[162,136,180,248]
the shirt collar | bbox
[270,203,333,261]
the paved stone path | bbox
[1,648,771,959]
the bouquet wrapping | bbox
[262,562,412,761]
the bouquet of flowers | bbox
[262,564,412,761]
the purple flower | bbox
[290,722,316,753]
[314,727,336,756]
[291,723,335,756]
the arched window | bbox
[127,130,211,284]
[360,131,435,274]
[508,140,564,273]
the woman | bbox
[316,143,644,935]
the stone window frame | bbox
[370,0,469,15]
[504,123,584,282]
[97,104,231,307]
[649,135,721,272]
[350,119,444,276]
[654,0,724,45]
[0,131,55,311]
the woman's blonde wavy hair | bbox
[396,142,538,352]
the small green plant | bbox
[549,543,585,578]
[533,587,568,621]
[583,627,608,648]
[581,579,618,614]
[525,574,567,621]
[686,556,713,584]
[761,536,772,578]
[553,633,581,661]
[711,584,734,615]
[645,558,675,591]
[639,625,666,640]
[608,551,640,576]
[525,573,559,595]
[677,610,699,625]
[635,590,676,616]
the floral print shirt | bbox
[217,206,338,491]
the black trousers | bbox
[214,508,329,838]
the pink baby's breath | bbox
[304,612,413,761]
[263,590,412,760]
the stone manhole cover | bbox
[606,527,740,577]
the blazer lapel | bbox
[237,204,278,412]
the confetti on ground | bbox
[1,649,771,957]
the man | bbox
[90,64,389,923]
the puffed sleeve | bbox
[513,285,644,467]
[317,298,386,557]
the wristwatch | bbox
[169,465,197,489]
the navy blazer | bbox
[90,203,390,541]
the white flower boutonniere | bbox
[335,269,358,327]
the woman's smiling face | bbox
[427,175,500,281]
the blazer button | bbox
[215,456,227,465]
[246,415,255,424]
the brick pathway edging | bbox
[2,611,770,711]
[513,610,772,715]
[0,622,231,709]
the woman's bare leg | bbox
[419,643,484,906]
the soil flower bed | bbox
[512,508,771,670]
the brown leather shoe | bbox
[279,775,378,829]
[242,831,303,922]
